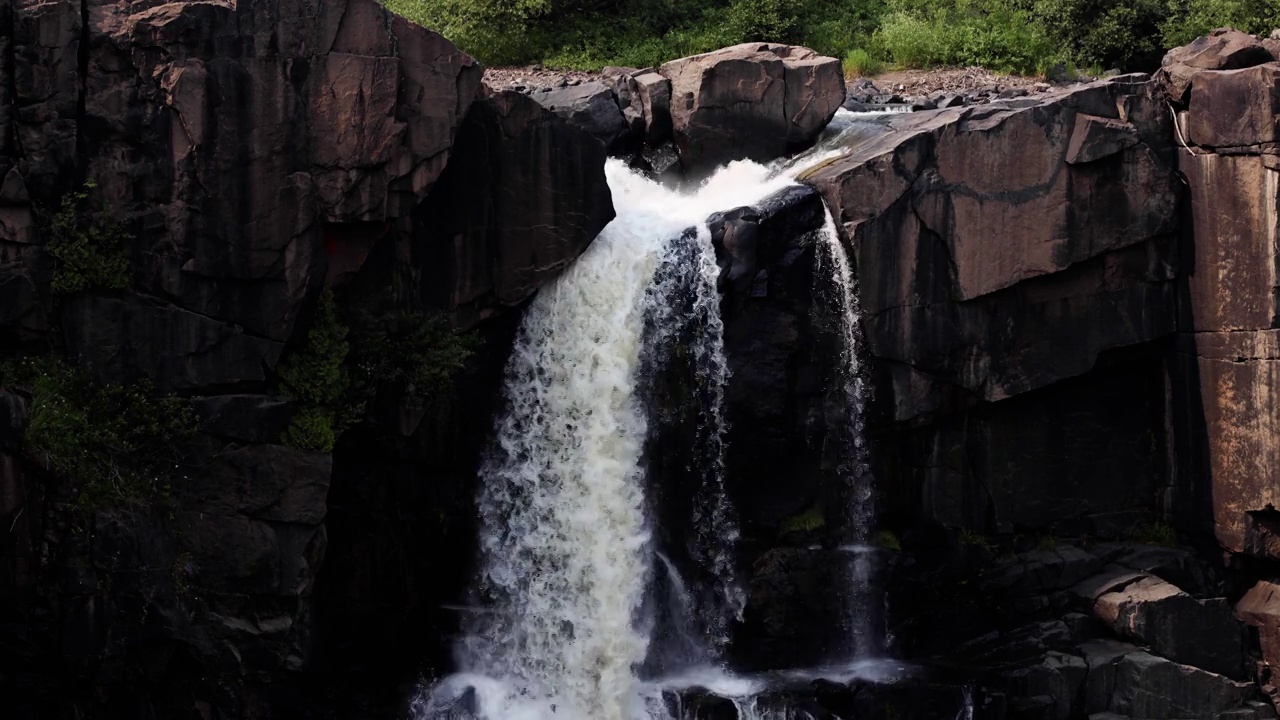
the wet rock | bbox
[1080,639,1145,714]
[660,43,844,175]
[419,90,615,327]
[805,78,1180,416]
[1007,652,1087,720]
[532,80,634,153]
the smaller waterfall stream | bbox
[418,110,898,720]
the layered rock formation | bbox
[524,43,845,178]
[0,1,612,717]
[804,75,1180,536]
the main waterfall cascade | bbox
[415,111,885,720]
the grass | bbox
[843,48,884,76]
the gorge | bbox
[2,3,1280,720]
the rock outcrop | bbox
[661,43,845,175]
[803,75,1180,534]
[0,1,613,717]
[1157,30,1280,556]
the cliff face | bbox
[0,1,613,717]
[4,3,1280,718]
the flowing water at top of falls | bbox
[416,110,890,720]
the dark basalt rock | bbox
[421,89,616,328]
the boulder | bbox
[1091,574,1244,678]
[419,90,615,327]
[1185,64,1280,149]
[1079,639,1145,714]
[531,80,634,153]
[1159,27,1276,104]
[1111,651,1254,719]
[634,71,674,145]
[659,43,844,174]
[1236,581,1280,673]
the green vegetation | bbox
[347,305,475,408]
[12,358,195,510]
[957,527,995,551]
[779,505,826,534]
[276,288,475,453]
[876,529,902,550]
[386,0,1280,74]
[278,290,350,453]
[1129,520,1180,546]
[44,182,130,295]
[843,47,884,75]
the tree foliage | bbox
[385,0,1280,73]
[45,182,130,295]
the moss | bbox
[876,530,902,551]
[1129,520,1179,546]
[16,357,195,511]
[779,505,826,535]
[44,181,130,295]
[957,528,995,551]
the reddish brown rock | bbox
[1186,330,1280,554]
[1237,581,1280,671]
[1186,64,1280,149]
[659,43,844,174]
[1179,150,1279,331]
[1159,27,1276,104]
[805,79,1180,408]
[1091,574,1244,678]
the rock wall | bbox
[805,76,1182,537]
[0,1,613,718]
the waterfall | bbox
[420,160,801,720]
[417,110,893,720]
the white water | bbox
[417,110,894,720]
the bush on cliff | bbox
[13,358,195,510]
[44,182,130,295]
[278,290,350,453]
[277,287,474,453]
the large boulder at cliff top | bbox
[532,81,636,153]
[1158,27,1276,103]
[659,43,844,175]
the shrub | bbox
[19,358,195,509]
[725,0,803,42]
[1033,0,1165,71]
[1161,0,1280,47]
[844,47,885,75]
[278,290,350,453]
[45,182,130,295]
[349,309,474,404]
